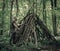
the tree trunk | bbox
[51,0,57,36]
[16,0,19,17]
[43,0,46,24]
[42,0,47,39]
[33,27,38,47]
[1,0,6,35]
[10,0,14,35]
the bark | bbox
[51,0,57,36]
[42,0,47,39]
[33,27,38,47]
[16,0,19,17]
[1,0,6,35]
[10,0,14,34]
[43,0,46,24]
[10,13,57,45]
[36,15,56,41]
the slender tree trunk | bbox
[51,0,57,36]
[10,0,14,35]
[43,0,46,24]
[33,27,38,47]
[54,0,57,7]
[16,0,19,17]
[1,0,6,35]
[42,0,47,39]
[10,0,14,19]
[32,0,34,13]
[33,1,38,47]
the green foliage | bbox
[0,0,60,51]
